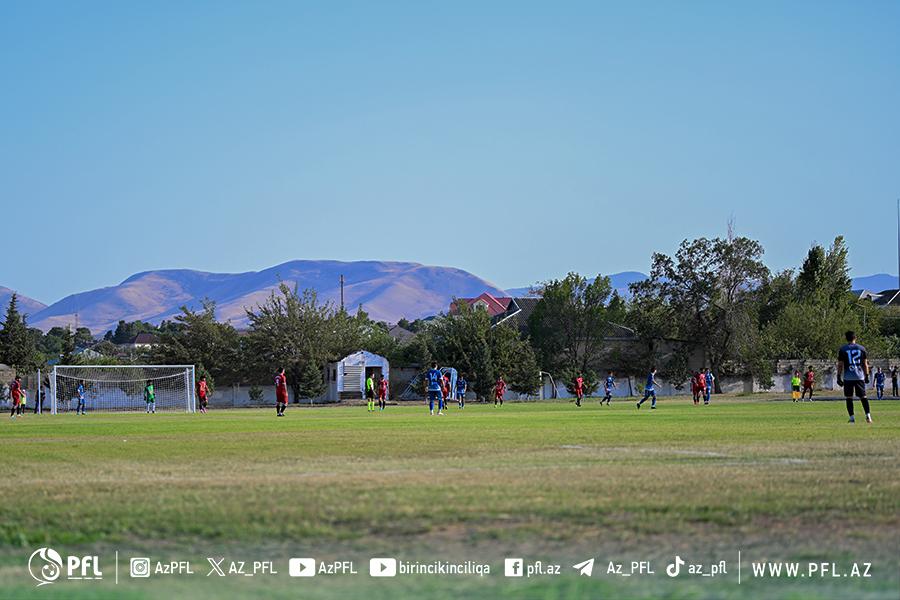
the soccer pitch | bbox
[1,397,898,599]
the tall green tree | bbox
[151,300,243,390]
[0,294,42,373]
[422,303,539,399]
[629,236,769,390]
[528,273,615,393]
[244,284,335,400]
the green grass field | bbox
[1,395,898,599]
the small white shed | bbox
[326,351,390,402]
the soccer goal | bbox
[50,365,196,414]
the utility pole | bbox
[896,199,899,289]
[340,275,345,312]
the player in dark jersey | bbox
[455,374,467,409]
[837,331,872,424]
[602,372,615,405]
[873,367,886,400]
[426,362,444,416]
[637,368,658,409]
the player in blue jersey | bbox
[425,362,444,416]
[602,371,615,405]
[636,367,658,410]
[873,367,886,400]
[456,374,467,409]
[837,331,872,424]
[76,381,86,415]
[703,368,714,405]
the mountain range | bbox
[2,264,897,335]
[12,261,509,334]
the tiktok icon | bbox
[666,555,685,577]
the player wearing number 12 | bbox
[837,331,872,424]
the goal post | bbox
[50,365,196,414]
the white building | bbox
[326,351,390,402]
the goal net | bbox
[50,365,196,414]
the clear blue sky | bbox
[2,1,899,304]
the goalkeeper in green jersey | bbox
[144,382,156,414]
[366,373,376,412]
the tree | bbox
[151,300,242,390]
[105,320,158,344]
[489,323,540,396]
[244,284,335,400]
[419,303,540,399]
[630,236,769,390]
[528,273,616,393]
[0,294,42,373]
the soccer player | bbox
[144,381,156,414]
[874,367,886,400]
[602,371,615,405]
[574,374,584,407]
[791,371,801,402]
[275,369,288,417]
[426,362,444,416]
[696,372,707,406]
[442,372,452,409]
[76,380,86,415]
[197,375,210,414]
[891,366,898,397]
[636,367,658,409]
[837,331,872,424]
[9,376,21,419]
[801,366,815,401]
[494,375,506,406]
[378,375,388,411]
[703,368,714,405]
[366,373,376,412]
[691,372,701,405]
[456,373,467,409]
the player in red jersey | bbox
[695,371,706,405]
[378,375,388,411]
[196,375,209,413]
[494,375,506,406]
[9,375,21,420]
[574,375,584,407]
[275,368,288,417]
[801,366,815,401]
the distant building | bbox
[121,332,160,349]
[451,292,540,333]
[852,289,900,308]
[387,324,415,343]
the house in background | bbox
[122,332,160,350]
[451,292,540,333]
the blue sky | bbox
[2,1,899,303]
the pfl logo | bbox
[28,547,103,587]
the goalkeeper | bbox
[144,381,156,414]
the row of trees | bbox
[2,233,896,398]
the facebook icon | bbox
[504,558,524,577]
